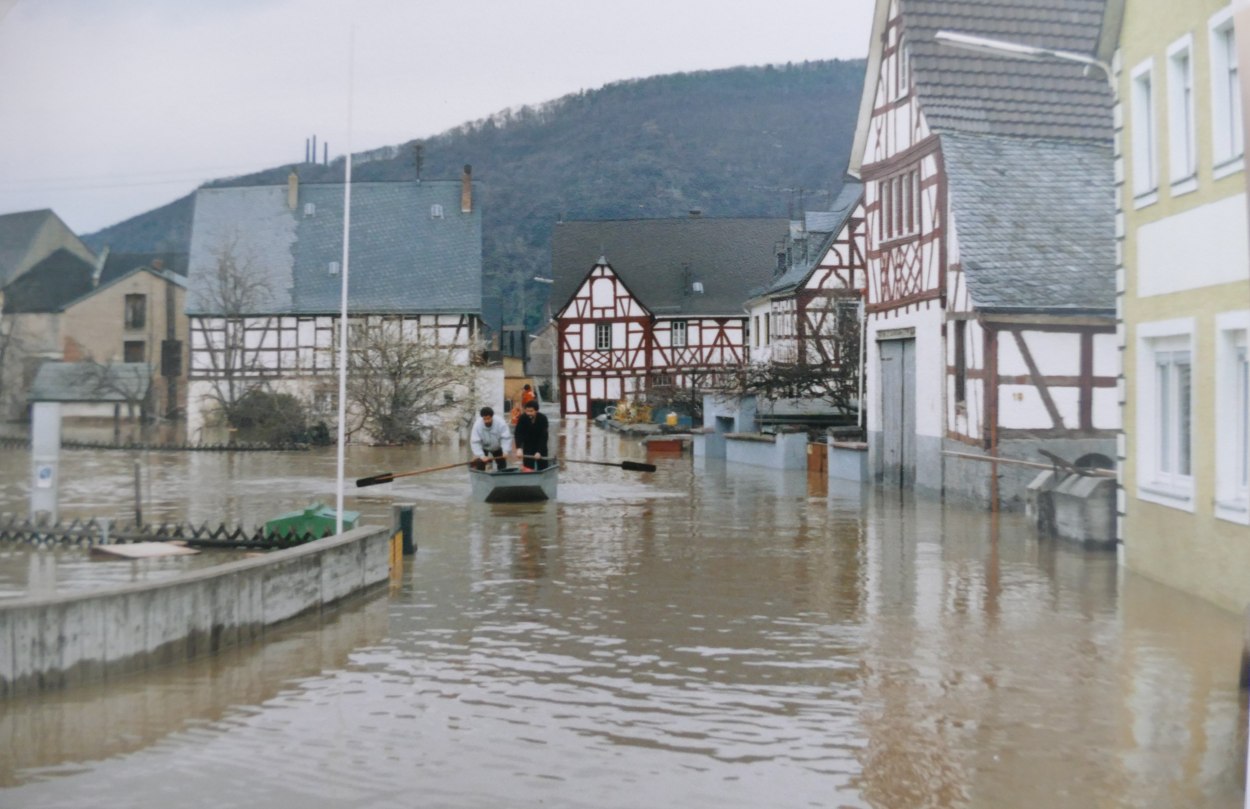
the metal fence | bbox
[0,514,326,549]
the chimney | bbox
[287,170,299,211]
[151,257,164,271]
[92,245,110,288]
[461,164,473,213]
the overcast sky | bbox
[0,0,873,235]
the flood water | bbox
[0,420,1244,808]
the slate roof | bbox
[941,132,1114,311]
[901,0,1113,141]
[100,251,188,285]
[1,248,95,313]
[763,181,864,297]
[0,209,57,286]
[550,217,789,318]
[28,362,152,403]
[186,180,482,316]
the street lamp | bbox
[933,30,1115,95]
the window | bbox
[430,204,444,218]
[671,320,687,347]
[953,319,967,406]
[124,340,146,363]
[1131,61,1158,201]
[595,322,612,350]
[1136,322,1194,509]
[124,294,146,330]
[1216,313,1250,523]
[1211,11,1244,168]
[1167,38,1196,185]
[763,313,771,345]
[880,168,920,240]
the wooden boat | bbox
[468,463,558,503]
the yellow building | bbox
[1118,0,1250,612]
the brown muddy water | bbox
[0,420,1244,808]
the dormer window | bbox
[328,261,340,275]
[304,202,316,217]
[430,204,444,219]
[692,281,704,294]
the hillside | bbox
[84,59,866,330]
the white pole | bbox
[335,26,355,536]
[857,296,866,430]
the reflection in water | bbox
[0,590,389,787]
[0,424,1244,807]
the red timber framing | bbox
[792,205,867,365]
[555,261,751,418]
[861,138,945,317]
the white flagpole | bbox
[335,26,355,535]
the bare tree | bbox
[344,319,480,444]
[189,234,278,425]
[0,299,21,416]
[732,299,862,417]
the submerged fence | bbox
[0,436,310,452]
[0,514,327,549]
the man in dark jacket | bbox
[513,400,550,470]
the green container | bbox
[264,501,360,539]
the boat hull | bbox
[469,464,558,503]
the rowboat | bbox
[468,463,559,503]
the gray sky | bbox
[0,0,873,235]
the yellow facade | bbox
[1119,0,1250,613]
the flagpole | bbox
[335,25,355,535]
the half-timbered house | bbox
[185,169,483,439]
[745,182,866,368]
[549,216,788,418]
[849,0,1120,507]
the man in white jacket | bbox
[469,406,513,470]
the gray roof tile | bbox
[186,180,482,316]
[940,132,1114,311]
[551,217,790,317]
[28,362,152,403]
[764,181,863,296]
[902,0,1113,141]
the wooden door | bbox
[879,338,915,487]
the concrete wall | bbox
[724,431,808,469]
[0,524,393,698]
[942,436,1116,512]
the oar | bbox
[356,461,468,488]
[553,457,656,473]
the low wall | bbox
[0,525,394,698]
[724,431,808,470]
[829,440,869,482]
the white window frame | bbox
[595,322,612,351]
[1166,35,1197,191]
[1131,59,1159,206]
[1210,9,1245,174]
[1136,319,1195,510]
[1216,311,1250,523]
[671,319,687,348]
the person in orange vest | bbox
[511,383,537,426]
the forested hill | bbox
[84,59,866,329]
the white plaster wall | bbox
[866,306,945,439]
[1137,193,1249,295]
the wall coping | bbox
[1,525,385,610]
